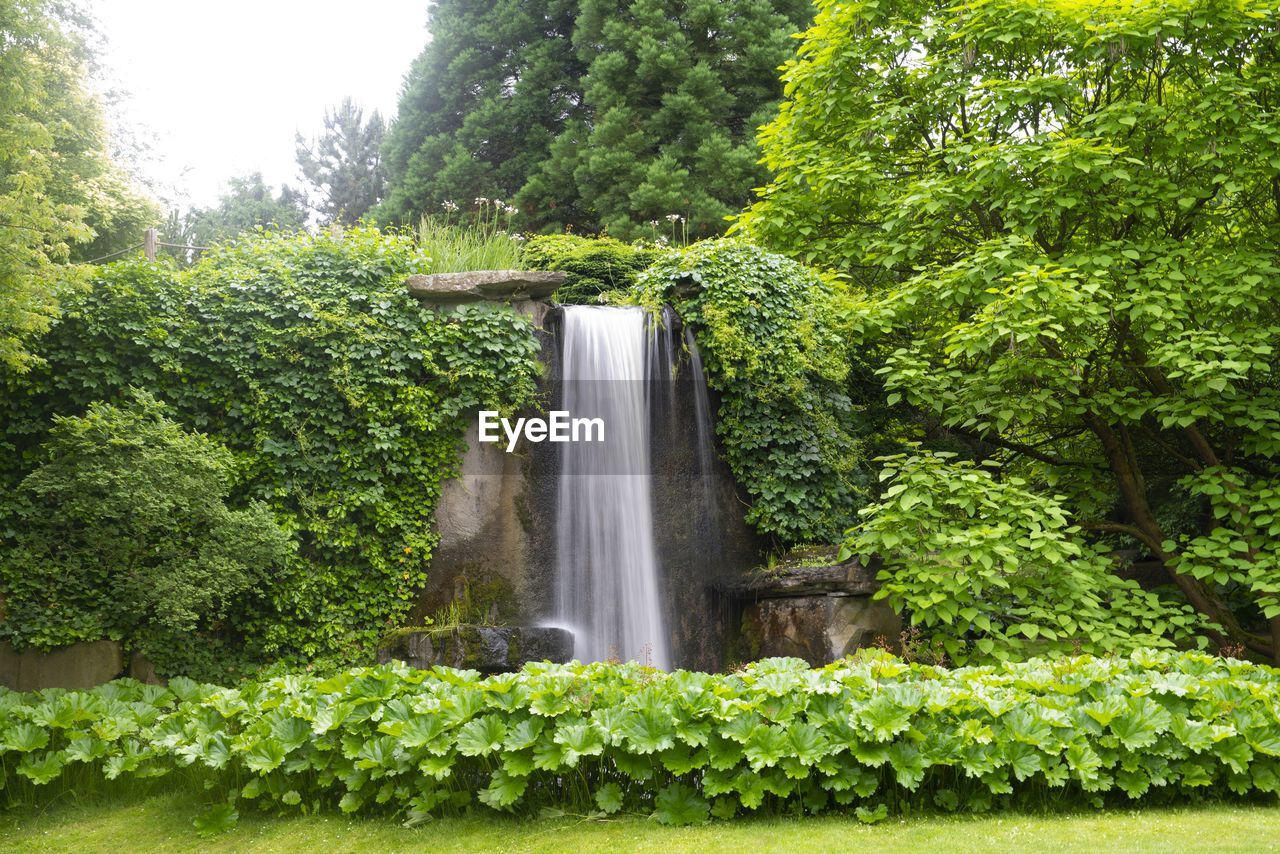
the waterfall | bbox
[554,306,670,668]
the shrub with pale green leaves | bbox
[4,651,1280,830]
[842,451,1208,664]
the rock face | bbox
[730,555,900,667]
[0,640,123,691]
[407,270,565,304]
[415,306,765,672]
[377,626,574,674]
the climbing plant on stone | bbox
[0,229,541,676]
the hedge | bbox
[3,651,1280,830]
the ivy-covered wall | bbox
[0,229,541,679]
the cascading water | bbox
[554,306,670,668]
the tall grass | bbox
[417,199,525,273]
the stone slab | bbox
[406,270,565,303]
[0,639,123,692]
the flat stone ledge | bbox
[377,625,574,674]
[725,557,880,599]
[407,270,566,304]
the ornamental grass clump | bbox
[3,651,1280,830]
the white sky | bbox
[90,1,430,210]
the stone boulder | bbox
[378,625,574,674]
[406,270,565,304]
[728,551,900,667]
[739,596,900,667]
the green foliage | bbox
[170,173,307,248]
[0,229,541,673]
[639,239,868,543]
[843,451,1209,664]
[378,0,586,227]
[295,97,387,226]
[0,0,158,370]
[518,0,813,238]
[380,0,811,238]
[523,234,661,303]
[417,199,524,273]
[5,652,1280,825]
[0,394,291,673]
[739,0,1280,656]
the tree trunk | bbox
[1083,413,1273,658]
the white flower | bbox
[503,204,518,215]
[510,233,527,242]
[441,200,459,212]
[665,213,681,223]
[475,197,488,205]
[656,235,670,245]
[648,220,660,228]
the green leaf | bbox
[193,804,239,837]
[653,783,709,827]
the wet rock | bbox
[728,557,880,598]
[377,625,574,674]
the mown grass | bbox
[3,793,1279,853]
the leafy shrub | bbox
[523,234,662,304]
[0,394,291,676]
[0,229,541,673]
[843,451,1209,664]
[638,238,869,543]
[4,652,1280,827]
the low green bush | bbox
[0,393,292,672]
[523,234,661,304]
[4,651,1279,829]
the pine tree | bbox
[295,98,387,225]
[378,0,585,226]
[379,0,811,237]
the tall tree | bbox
[741,0,1280,659]
[521,0,812,238]
[379,0,585,226]
[171,173,308,248]
[0,0,158,371]
[380,0,809,237]
[296,98,387,225]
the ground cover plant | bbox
[3,651,1279,833]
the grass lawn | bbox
[3,795,1280,853]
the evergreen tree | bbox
[296,98,387,225]
[378,0,585,226]
[380,0,809,237]
[523,0,812,238]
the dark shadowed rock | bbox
[407,270,565,304]
[728,558,880,598]
[738,596,900,667]
[377,625,574,674]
